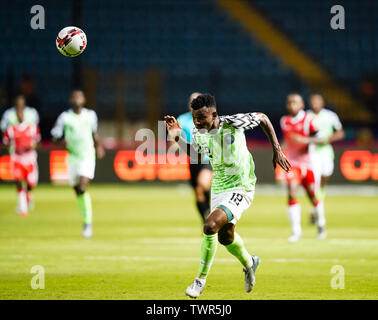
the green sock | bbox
[77,192,92,225]
[225,232,252,269]
[198,233,218,279]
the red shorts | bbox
[285,166,317,197]
[11,158,38,187]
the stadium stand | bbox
[0,0,376,136]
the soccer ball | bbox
[56,26,87,57]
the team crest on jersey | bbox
[224,133,235,145]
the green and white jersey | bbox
[0,106,39,132]
[307,108,342,160]
[51,108,98,163]
[192,113,261,194]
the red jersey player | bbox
[3,107,40,217]
[280,93,327,242]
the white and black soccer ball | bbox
[56,26,87,57]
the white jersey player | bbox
[1,95,39,133]
[307,93,344,223]
[51,90,105,238]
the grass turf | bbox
[0,183,377,300]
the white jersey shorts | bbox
[314,153,334,177]
[68,158,96,186]
[210,189,255,224]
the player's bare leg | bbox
[310,173,329,224]
[318,175,329,202]
[304,182,326,240]
[74,176,93,238]
[194,168,212,221]
[26,184,34,211]
[287,182,302,242]
[316,175,329,238]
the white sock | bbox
[18,189,28,214]
[287,203,302,235]
[195,277,206,285]
[315,201,326,228]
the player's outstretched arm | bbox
[51,132,66,148]
[164,115,198,158]
[51,114,67,146]
[290,131,340,146]
[303,128,344,146]
[257,112,291,172]
[327,128,345,144]
[2,129,10,151]
[93,132,105,159]
[30,125,41,151]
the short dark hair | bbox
[190,94,216,110]
[309,92,324,99]
[71,89,84,94]
[287,92,302,98]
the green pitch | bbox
[0,184,377,300]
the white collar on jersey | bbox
[290,109,306,123]
[311,108,326,117]
[15,122,28,130]
[69,107,86,115]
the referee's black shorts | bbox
[189,163,212,188]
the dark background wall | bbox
[0,0,377,141]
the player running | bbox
[51,90,105,238]
[177,92,212,222]
[280,93,327,242]
[2,106,40,217]
[164,93,291,298]
[1,94,40,214]
[307,93,344,223]
[1,94,39,133]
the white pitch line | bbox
[255,184,378,197]
[3,254,371,263]
[82,255,366,264]
[137,237,378,245]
